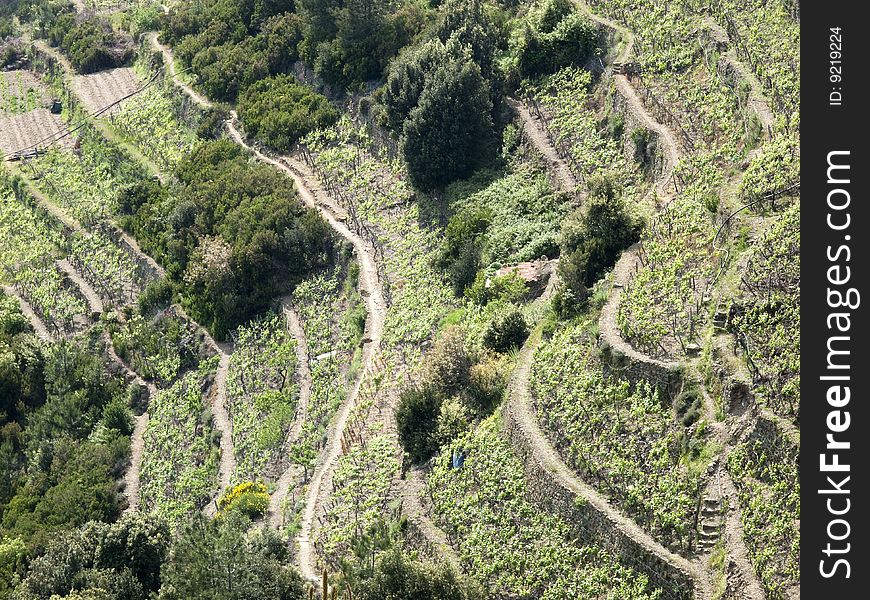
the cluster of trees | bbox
[162,0,423,101]
[511,0,599,80]
[0,293,134,580]
[118,141,334,339]
[163,0,302,102]
[295,0,425,89]
[6,508,475,600]
[46,10,133,73]
[238,74,338,153]
[381,0,501,191]
[6,510,306,600]
[397,326,509,463]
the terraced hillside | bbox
[0,1,798,599]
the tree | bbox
[395,386,441,463]
[14,513,169,600]
[401,44,494,190]
[158,513,305,600]
[556,179,641,314]
[482,308,529,353]
[354,546,479,600]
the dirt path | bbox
[1,284,52,341]
[146,33,214,110]
[506,98,579,193]
[716,468,767,600]
[505,317,711,599]
[401,466,462,573]
[143,38,383,579]
[720,52,776,137]
[56,258,104,314]
[570,1,680,191]
[104,334,158,514]
[266,306,313,527]
[598,245,680,373]
[199,333,234,517]
[224,117,387,582]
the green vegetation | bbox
[227,314,298,482]
[120,140,334,338]
[160,511,306,600]
[428,417,662,599]
[162,0,301,102]
[618,155,727,358]
[107,309,200,386]
[728,435,799,597]
[238,74,338,153]
[0,184,87,335]
[511,0,599,79]
[731,202,799,422]
[556,179,642,314]
[47,10,133,73]
[138,358,219,525]
[110,80,199,172]
[531,319,709,552]
[0,0,801,596]
[286,262,363,479]
[11,512,169,600]
[1,327,131,553]
[523,67,639,189]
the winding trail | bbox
[56,258,104,314]
[571,0,680,190]
[104,333,158,514]
[266,306,313,527]
[506,97,579,193]
[1,284,52,341]
[401,466,463,573]
[504,324,711,599]
[147,34,388,580]
[146,33,214,110]
[224,114,387,582]
[720,52,776,137]
[188,320,234,518]
[597,245,679,373]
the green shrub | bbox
[514,0,598,78]
[238,75,338,153]
[422,326,471,398]
[483,309,529,353]
[557,182,641,315]
[396,386,442,463]
[467,353,509,415]
[464,270,528,306]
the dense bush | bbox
[355,546,479,600]
[160,512,305,600]
[482,308,529,353]
[163,2,301,102]
[119,140,334,338]
[382,0,501,190]
[238,75,338,153]
[398,41,495,191]
[217,482,270,519]
[0,310,132,560]
[47,12,132,74]
[513,0,599,78]
[297,0,424,88]
[396,385,442,463]
[13,513,169,600]
[556,180,641,314]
